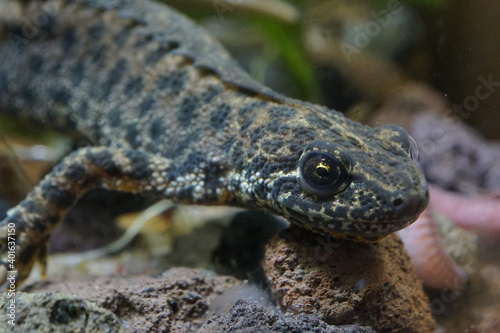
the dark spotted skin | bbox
[0,0,429,286]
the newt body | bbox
[0,0,428,285]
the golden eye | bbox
[314,161,331,178]
[298,151,351,197]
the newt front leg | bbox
[0,146,186,286]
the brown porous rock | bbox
[262,226,436,333]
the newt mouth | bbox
[275,174,428,239]
[281,205,420,238]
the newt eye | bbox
[298,144,352,197]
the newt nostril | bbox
[393,198,404,207]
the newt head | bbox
[236,103,429,241]
[281,122,428,241]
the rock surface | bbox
[0,292,124,333]
[9,266,374,332]
[199,299,376,333]
[262,226,436,332]
[20,268,242,332]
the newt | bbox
[0,0,428,286]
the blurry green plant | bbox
[401,0,446,9]
[288,0,446,9]
[170,2,320,102]
[0,115,64,143]
[249,17,320,102]
[369,0,446,9]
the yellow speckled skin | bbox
[0,0,428,286]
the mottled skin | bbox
[0,0,428,286]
